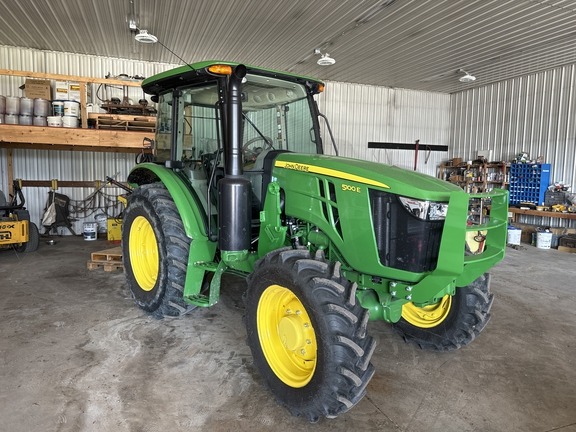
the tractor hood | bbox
[273,153,462,202]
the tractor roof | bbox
[142,60,325,96]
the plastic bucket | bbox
[20,97,34,115]
[5,113,18,124]
[19,115,32,125]
[47,116,62,127]
[33,98,50,116]
[94,213,108,233]
[83,222,97,241]
[5,96,20,115]
[507,227,521,245]
[0,95,5,114]
[0,114,4,124]
[536,231,553,249]
[52,101,64,116]
[62,115,79,128]
[63,100,80,117]
[33,116,47,126]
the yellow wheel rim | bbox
[402,295,452,328]
[257,284,317,388]
[129,216,159,292]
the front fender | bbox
[127,163,217,298]
[128,163,209,240]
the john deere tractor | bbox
[122,62,507,421]
[0,181,39,253]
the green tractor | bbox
[122,62,508,422]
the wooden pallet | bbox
[87,246,124,272]
[89,115,156,132]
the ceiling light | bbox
[317,52,336,66]
[458,68,476,83]
[135,29,158,44]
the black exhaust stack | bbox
[218,65,251,253]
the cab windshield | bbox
[153,74,320,164]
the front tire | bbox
[392,273,493,351]
[122,184,194,319]
[244,248,376,422]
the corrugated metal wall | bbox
[317,81,450,174]
[450,64,576,228]
[0,45,451,235]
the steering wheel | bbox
[242,136,273,163]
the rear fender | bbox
[127,164,217,297]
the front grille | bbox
[369,190,444,273]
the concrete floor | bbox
[1,236,575,432]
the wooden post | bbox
[80,81,88,129]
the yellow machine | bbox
[0,182,39,253]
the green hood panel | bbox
[274,153,462,201]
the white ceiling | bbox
[1,0,576,93]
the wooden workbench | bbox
[508,207,576,223]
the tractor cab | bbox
[144,63,324,216]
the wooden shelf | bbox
[0,124,151,152]
[508,207,576,222]
[0,68,156,196]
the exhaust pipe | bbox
[218,65,251,254]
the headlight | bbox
[398,196,448,220]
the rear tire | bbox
[392,273,493,351]
[122,184,195,319]
[14,222,39,253]
[244,248,376,422]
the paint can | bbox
[507,226,521,245]
[63,100,80,117]
[536,231,552,249]
[83,222,97,241]
[52,101,65,116]
[47,116,63,127]
[62,115,79,128]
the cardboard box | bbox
[68,82,91,103]
[107,219,122,242]
[24,79,51,100]
[558,246,576,253]
[54,81,68,100]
